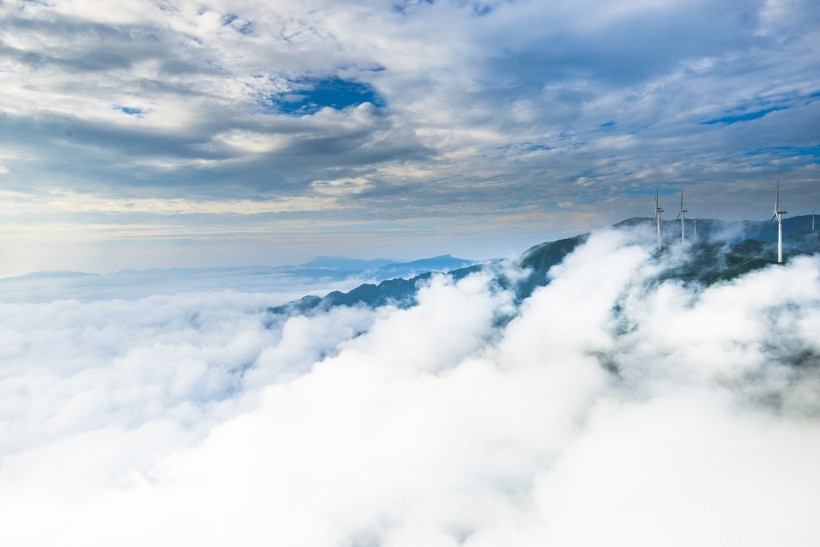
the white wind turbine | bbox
[770,180,787,264]
[676,191,687,243]
[654,188,664,250]
[693,216,701,239]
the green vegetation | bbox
[269,222,819,317]
[514,235,588,300]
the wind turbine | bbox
[693,216,701,239]
[676,191,687,243]
[770,180,787,263]
[654,187,664,250]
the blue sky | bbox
[0,0,818,275]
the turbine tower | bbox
[676,191,688,243]
[770,180,787,264]
[654,188,664,251]
[693,216,701,239]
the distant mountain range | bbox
[295,254,477,279]
[269,216,820,317]
[0,253,478,303]
[4,217,817,306]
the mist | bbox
[1,226,818,546]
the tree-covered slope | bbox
[269,219,820,316]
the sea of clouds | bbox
[1,226,819,546]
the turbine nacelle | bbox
[654,187,664,250]
[654,188,664,220]
[771,179,787,223]
[771,180,787,264]
[676,191,688,243]
[770,209,788,223]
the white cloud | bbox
[1,226,818,545]
[310,177,373,196]
[0,0,818,271]
[0,190,336,216]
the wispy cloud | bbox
[1,0,818,272]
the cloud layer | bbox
[1,0,818,273]
[1,226,818,545]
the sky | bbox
[1,0,819,275]
[1,226,819,545]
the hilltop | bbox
[269,216,820,316]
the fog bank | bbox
[1,227,818,546]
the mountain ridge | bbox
[269,217,820,317]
